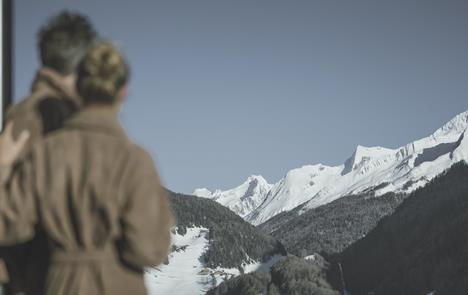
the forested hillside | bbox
[260,191,405,257]
[168,191,286,269]
[338,162,468,295]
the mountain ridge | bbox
[194,110,468,225]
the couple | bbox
[0,11,173,295]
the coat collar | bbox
[31,68,82,107]
[65,107,126,138]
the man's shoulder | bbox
[126,143,158,173]
[6,95,45,145]
[8,89,67,118]
[6,95,33,118]
[7,92,78,142]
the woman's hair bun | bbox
[76,41,129,104]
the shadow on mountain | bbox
[414,139,461,167]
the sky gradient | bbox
[14,0,468,193]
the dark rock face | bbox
[260,191,405,257]
[207,256,340,295]
[167,191,286,269]
[338,162,468,295]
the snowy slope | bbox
[144,227,281,295]
[145,227,212,295]
[194,110,468,225]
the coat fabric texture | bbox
[0,108,173,295]
[7,67,81,145]
[0,68,81,294]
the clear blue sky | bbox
[15,0,468,193]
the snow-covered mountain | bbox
[193,175,272,218]
[194,110,468,225]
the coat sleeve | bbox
[0,152,39,246]
[118,147,174,269]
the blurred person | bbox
[0,11,98,295]
[0,41,173,295]
[7,11,98,142]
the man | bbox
[0,11,98,295]
[7,11,98,143]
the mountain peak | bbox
[245,175,269,185]
[354,145,394,157]
[192,188,212,198]
[342,145,394,175]
[192,174,272,218]
[433,110,468,138]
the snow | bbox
[304,254,317,261]
[433,110,468,138]
[144,227,282,295]
[193,175,272,218]
[192,188,212,198]
[193,110,468,225]
[144,227,212,295]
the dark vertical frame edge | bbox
[2,0,13,128]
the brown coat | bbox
[0,68,82,292]
[6,67,81,145]
[0,108,173,295]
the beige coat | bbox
[6,68,81,145]
[0,68,82,292]
[0,108,173,295]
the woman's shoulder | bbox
[126,143,156,167]
[26,126,129,160]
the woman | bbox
[0,42,174,295]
